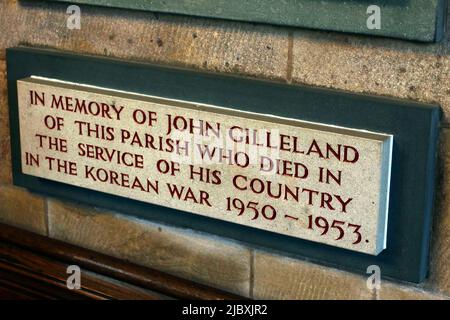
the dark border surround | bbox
[6,47,441,283]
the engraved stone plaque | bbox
[17,77,392,255]
[7,48,441,282]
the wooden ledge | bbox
[0,223,247,300]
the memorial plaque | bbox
[17,77,392,255]
[7,48,440,282]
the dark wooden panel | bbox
[0,223,246,300]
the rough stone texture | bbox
[253,250,373,300]
[0,185,47,235]
[426,128,450,296]
[0,0,288,80]
[49,0,447,42]
[292,30,450,123]
[377,282,447,300]
[0,0,448,301]
[0,60,12,184]
[47,199,251,296]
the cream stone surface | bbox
[0,60,12,184]
[0,185,47,235]
[17,77,392,255]
[0,1,288,81]
[0,0,448,300]
[426,129,450,295]
[47,199,251,296]
[253,250,373,300]
[377,282,447,300]
[292,28,450,122]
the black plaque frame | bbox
[6,47,441,283]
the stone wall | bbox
[0,0,449,299]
